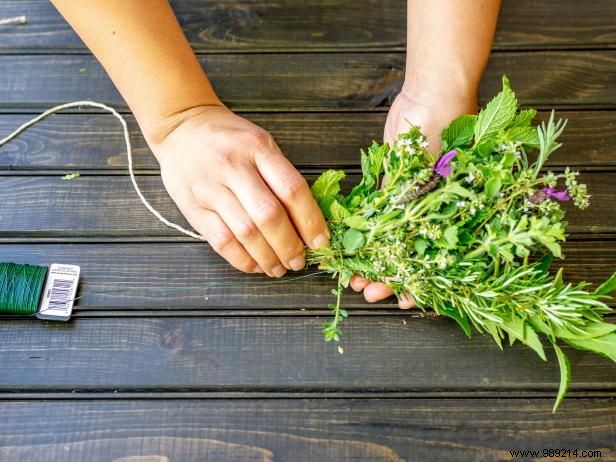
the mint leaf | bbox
[507,126,540,148]
[474,75,518,145]
[441,114,476,151]
[311,170,345,214]
[367,142,388,179]
[61,172,80,180]
[329,199,351,220]
[552,342,570,413]
[511,109,537,128]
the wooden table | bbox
[0,1,615,460]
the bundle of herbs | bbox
[307,76,616,411]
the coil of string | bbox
[0,262,47,315]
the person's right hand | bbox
[150,105,330,277]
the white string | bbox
[0,101,207,241]
[0,16,27,26]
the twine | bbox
[0,16,27,26]
[0,101,207,241]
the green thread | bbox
[0,262,47,315]
[0,263,328,313]
[72,270,331,301]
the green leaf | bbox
[343,215,370,231]
[485,176,502,198]
[368,142,388,178]
[535,253,554,273]
[566,332,616,362]
[477,140,496,157]
[501,314,546,360]
[594,271,616,296]
[553,321,616,340]
[474,75,518,145]
[438,304,472,338]
[413,237,428,256]
[443,225,459,249]
[523,323,547,361]
[342,229,366,253]
[441,114,477,151]
[507,126,540,148]
[329,199,351,220]
[61,172,80,180]
[311,170,345,207]
[551,342,570,413]
[511,108,537,128]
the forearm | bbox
[50,0,222,144]
[405,0,501,106]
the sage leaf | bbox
[342,229,366,253]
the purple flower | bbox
[543,187,570,202]
[434,150,457,177]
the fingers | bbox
[212,186,288,278]
[223,163,307,272]
[255,145,330,249]
[359,280,416,309]
[184,206,262,274]
[363,282,394,303]
[398,292,416,310]
[350,275,371,292]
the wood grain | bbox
[0,173,614,235]
[0,316,615,390]
[0,399,614,461]
[0,52,615,111]
[0,241,613,309]
[0,0,615,51]
[1,111,614,170]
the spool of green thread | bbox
[0,262,48,315]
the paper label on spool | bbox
[36,264,80,321]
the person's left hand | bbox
[350,87,477,308]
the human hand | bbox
[151,105,330,277]
[350,88,477,308]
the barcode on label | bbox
[37,263,80,321]
[47,278,74,311]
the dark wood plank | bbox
[0,240,613,308]
[0,399,615,461]
[1,111,614,170]
[0,52,615,111]
[0,173,613,235]
[0,316,615,390]
[0,0,615,51]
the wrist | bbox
[401,72,478,114]
[141,100,226,150]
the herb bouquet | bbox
[307,77,616,411]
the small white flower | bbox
[465,172,475,184]
[456,200,466,208]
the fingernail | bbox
[272,264,286,278]
[289,254,305,271]
[253,265,264,273]
[311,232,330,249]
